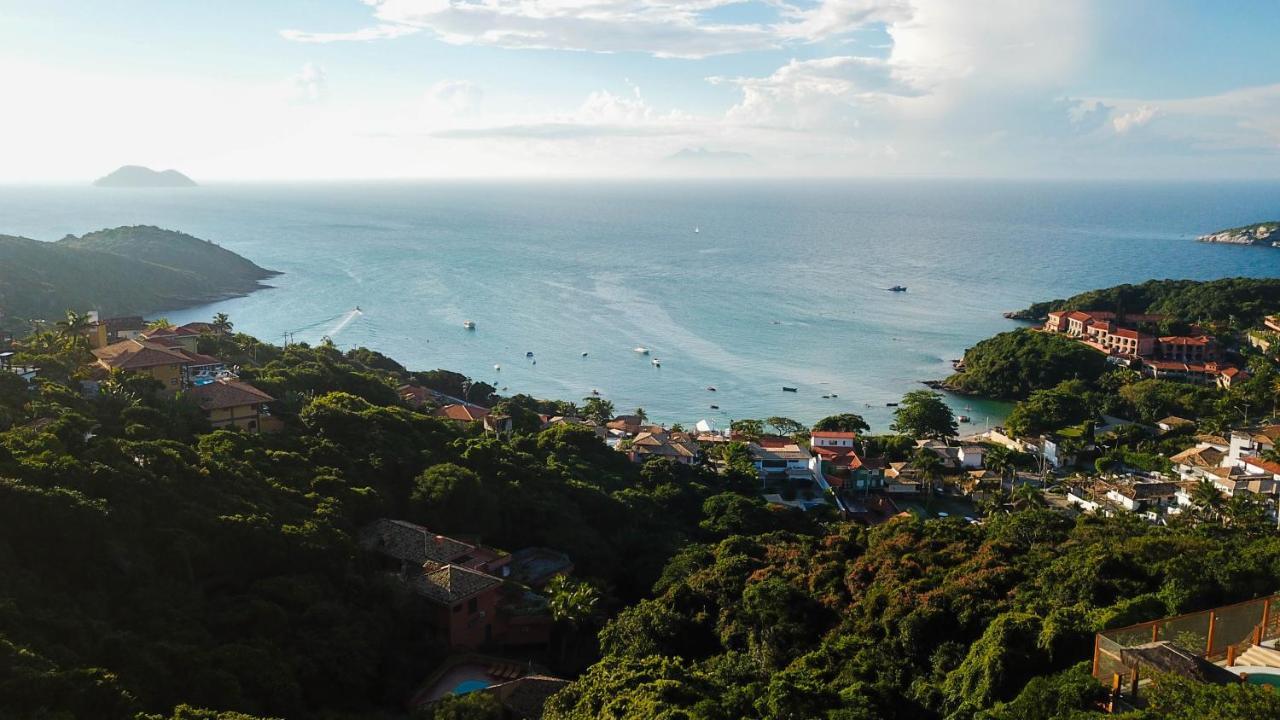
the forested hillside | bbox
[0,226,274,322]
[1009,277,1280,329]
[1,326,1278,719]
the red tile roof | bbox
[811,431,858,439]
[1244,456,1280,476]
[436,404,490,422]
[186,379,274,411]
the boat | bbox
[887,286,907,292]
[958,415,972,423]
[694,226,700,234]
[707,386,716,392]
[830,393,838,398]
[463,320,476,329]
[710,404,719,410]
[821,395,830,399]
[782,386,798,392]
[886,402,898,407]
[526,351,534,358]
[493,364,501,371]
[591,389,600,396]
[634,347,650,355]
[652,358,661,367]
[581,352,589,357]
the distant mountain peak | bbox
[93,165,197,188]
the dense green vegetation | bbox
[1009,277,1280,329]
[2,318,1278,719]
[947,329,1110,400]
[0,328,812,719]
[546,512,1280,720]
[0,226,275,322]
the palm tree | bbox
[912,448,945,505]
[56,310,91,339]
[1011,482,1044,511]
[634,407,648,423]
[145,317,172,331]
[985,445,1013,490]
[1190,479,1225,522]
[547,575,600,666]
[211,313,233,337]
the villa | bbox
[627,429,701,465]
[358,519,555,649]
[185,377,276,432]
[92,338,225,392]
[1041,310,1241,384]
[748,439,813,485]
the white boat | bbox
[652,358,661,367]
[694,226,700,234]
[494,364,501,371]
[633,347,650,354]
[463,320,476,330]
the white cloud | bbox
[424,79,483,116]
[713,55,923,131]
[290,63,328,103]
[280,24,420,43]
[280,0,909,58]
[1112,104,1157,134]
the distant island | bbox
[1197,221,1279,247]
[0,225,275,321]
[93,165,197,188]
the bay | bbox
[3,179,1280,432]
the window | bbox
[468,598,478,613]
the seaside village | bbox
[11,304,1280,713]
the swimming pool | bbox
[1229,666,1280,687]
[453,679,490,695]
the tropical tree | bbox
[547,574,601,667]
[730,419,764,441]
[765,416,807,437]
[985,446,1014,490]
[912,448,945,500]
[55,309,92,340]
[1010,483,1044,511]
[892,390,958,439]
[633,407,647,423]
[581,396,615,425]
[145,317,171,331]
[812,413,870,434]
[211,313,233,337]
[1189,479,1225,522]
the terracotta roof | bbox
[93,339,190,370]
[1244,456,1280,476]
[436,403,490,422]
[811,431,858,439]
[1157,416,1195,428]
[186,379,273,410]
[358,519,477,565]
[1159,335,1212,345]
[413,564,502,605]
[1169,446,1223,468]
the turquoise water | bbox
[3,180,1280,430]
[453,679,489,695]
[1245,672,1280,687]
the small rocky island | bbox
[1198,221,1279,247]
[94,165,197,188]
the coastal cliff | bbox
[1198,221,1279,246]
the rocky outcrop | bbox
[1198,222,1279,246]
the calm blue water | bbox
[2,180,1280,432]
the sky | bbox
[3,0,1280,181]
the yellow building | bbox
[92,339,195,390]
[186,378,275,432]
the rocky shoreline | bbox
[1198,222,1279,246]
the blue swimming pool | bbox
[453,679,489,695]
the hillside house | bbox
[186,378,275,432]
[92,339,224,392]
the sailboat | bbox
[694,226,700,234]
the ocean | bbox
[3,179,1280,432]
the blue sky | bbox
[3,0,1280,180]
